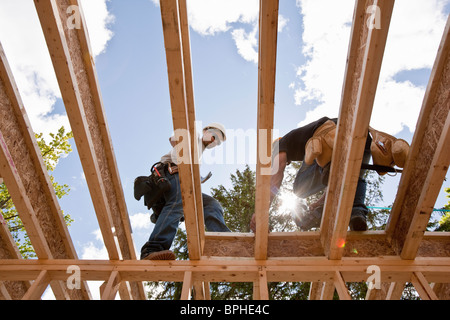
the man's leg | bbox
[202,194,231,232]
[141,173,183,260]
[349,178,369,231]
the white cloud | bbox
[130,212,151,230]
[231,26,258,63]
[294,0,449,135]
[0,0,115,139]
[151,0,288,64]
[79,0,115,57]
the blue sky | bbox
[0,0,449,298]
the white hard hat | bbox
[203,122,226,142]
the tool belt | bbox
[304,121,410,175]
[134,162,181,224]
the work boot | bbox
[349,208,368,231]
[141,249,176,260]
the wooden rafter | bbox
[159,0,203,260]
[320,0,394,260]
[386,15,450,260]
[254,0,279,260]
[33,0,145,299]
[0,41,91,300]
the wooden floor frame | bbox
[0,0,449,300]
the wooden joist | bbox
[202,231,450,258]
[159,0,203,260]
[0,41,90,300]
[1,257,449,284]
[21,270,50,300]
[100,271,122,300]
[254,0,279,260]
[0,209,31,299]
[33,0,145,299]
[386,15,450,259]
[320,0,394,260]
[178,0,206,247]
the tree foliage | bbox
[0,127,74,259]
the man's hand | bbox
[250,213,256,233]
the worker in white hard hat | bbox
[138,122,230,261]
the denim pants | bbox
[293,161,368,215]
[142,171,230,254]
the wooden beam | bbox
[320,281,335,300]
[386,282,405,300]
[0,282,12,300]
[0,202,31,299]
[433,283,450,300]
[192,281,209,300]
[100,271,122,300]
[202,231,450,258]
[254,0,279,260]
[22,270,50,300]
[320,0,394,260]
[33,0,144,299]
[160,0,202,260]
[308,282,322,300]
[365,282,390,300]
[0,41,91,299]
[386,16,450,259]
[334,271,351,300]
[411,272,439,300]
[1,257,449,285]
[178,0,205,250]
[257,268,269,300]
[181,271,193,300]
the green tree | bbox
[0,127,74,259]
[436,187,450,231]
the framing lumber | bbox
[386,282,405,300]
[33,0,145,299]
[386,15,450,259]
[100,271,122,300]
[411,272,439,300]
[202,231,450,258]
[178,0,206,249]
[320,0,394,260]
[21,270,50,300]
[1,257,449,284]
[0,41,90,300]
[307,282,322,300]
[257,269,269,300]
[433,283,450,300]
[181,271,193,300]
[0,213,30,300]
[0,0,448,301]
[160,0,202,260]
[365,282,390,300]
[254,0,279,260]
[333,271,351,300]
[320,282,335,300]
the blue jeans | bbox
[141,172,230,255]
[293,162,368,215]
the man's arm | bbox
[250,151,287,232]
[269,151,287,204]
